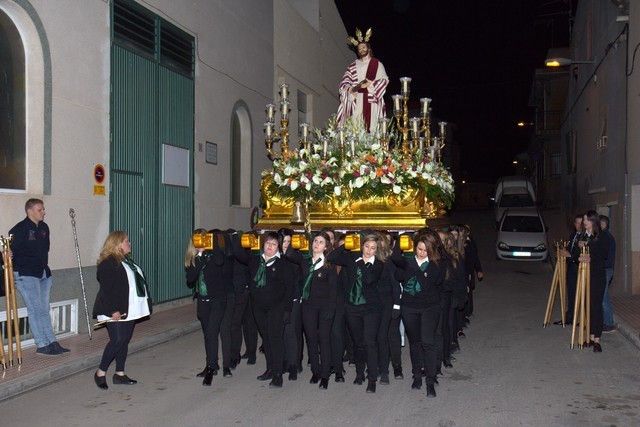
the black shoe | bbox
[202,367,215,386]
[380,373,390,385]
[113,374,137,385]
[310,374,320,384]
[36,343,60,356]
[552,320,564,325]
[288,366,298,381]
[229,358,239,370]
[393,366,404,379]
[240,352,249,359]
[449,355,457,361]
[247,355,257,365]
[366,380,376,393]
[51,341,70,353]
[443,360,453,368]
[411,378,422,390]
[196,366,207,377]
[434,377,439,385]
[593,342,603,352]
[353,376,364,385]
[223,368,233,378]
[458,331,466,338]
[269,374,283,388]
[94,372,108,390]
[257,370,272,381]
[426,384,436,397]
[335,372,345,382]
[319,378,329,390]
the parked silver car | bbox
[496,208,548,261]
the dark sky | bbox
[334,0,573,183]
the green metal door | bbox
[110,3,194,303]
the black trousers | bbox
[345,304,381,381]
[197,297,227,368]
[235,289,258,357]
[401,304,440,385]
[435,292,452,366]
[284,300,303,370]
[388,315,402,368]
[302,305,334,379]
[230,291,247,360]
[377,299,392,375]
[253,302,285,376]
[220,293,235,369]
[465,288,474,317]
[590,271,606,338]
[99,320,135,372]
[330,293,345,373]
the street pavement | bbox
[1,209,640,426]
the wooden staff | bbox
[1,235,22,365]
[570,245,590,349]
[543,241,567,327]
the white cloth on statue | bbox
[97,261,150,322]
[337,57,389,132]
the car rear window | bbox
[501,215,543,233]
[499,194,534,208]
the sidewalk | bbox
[1,293,639,403]
[0,302,199,402]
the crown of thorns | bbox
[347,27,373,47]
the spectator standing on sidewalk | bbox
[599,215,616,332]
[9,198,69,356]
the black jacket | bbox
[328,244,384,308]
[93,256,130,318]
[287,250,338,312]
[186,250,233,299]
[392,245,446,308]
[9,217,51,278]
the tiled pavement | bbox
[1,294,639,402]
[0,302,199,402]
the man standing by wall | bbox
[10,198,69,355]
[599,215,616,332]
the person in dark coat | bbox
[579,210,610,352]
[392,228,447,398]
[185,228,234,385]
[93,231,151,390]
[234,231,295,388]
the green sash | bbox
[348,261,371,305]
[123,255,147,297]
[301,257,322,301]
[404,259,428,296]
[254,255,277,288]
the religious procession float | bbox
[255,83,454,236]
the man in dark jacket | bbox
[10,198,69,356]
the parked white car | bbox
[493,176,536,227]
[496,208,548,261]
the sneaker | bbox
[36,343,61,356]
[51,341,70,353]
[603,324,617,333]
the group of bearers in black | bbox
[184,224,483,397]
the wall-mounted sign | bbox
[94,185,106,196]
[94,164,105,184]
[206,142,217,165]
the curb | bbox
[0,320,200,403]
[615,317,640,351]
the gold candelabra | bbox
[264,83,313,160]
[391,77,446,161]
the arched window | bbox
[0,9,25,190]
[231,103,252,207]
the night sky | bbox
[335,0,573,183]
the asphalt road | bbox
[1,210,639,427]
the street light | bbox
[545,47,595,67]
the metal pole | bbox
[69,209,92,339]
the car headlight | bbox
[498,242,510,250]
[535,243,547,251]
